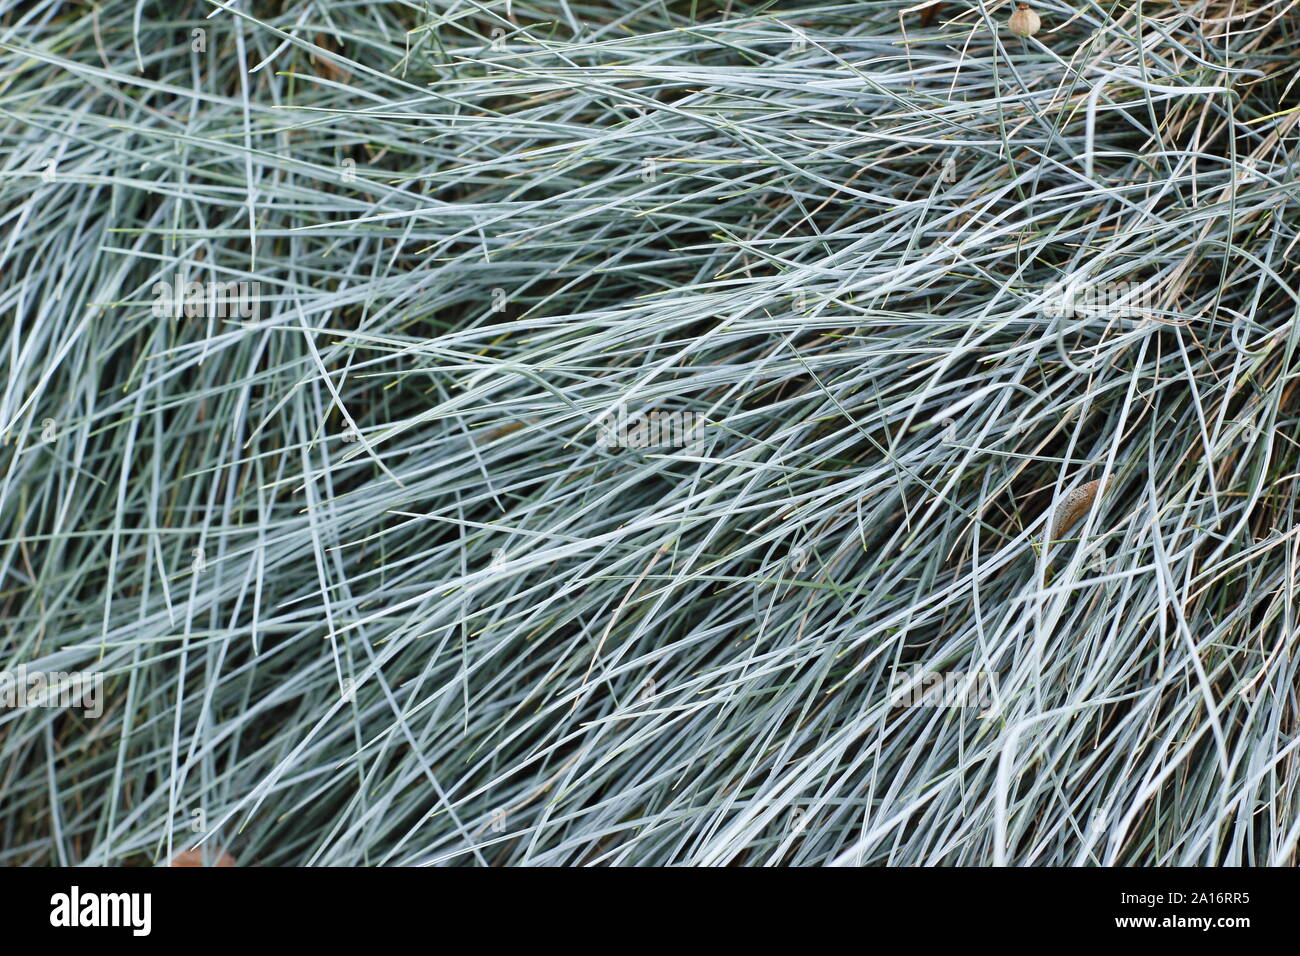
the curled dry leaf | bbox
[170,848,236,867]
[1049,478,1107,541]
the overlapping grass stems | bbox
[1,0,1298,866]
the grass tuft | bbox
[2,0,1300,866]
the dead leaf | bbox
[170,848,236,867]
[1050,478,1107,540]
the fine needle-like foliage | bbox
[1,0,1299,866]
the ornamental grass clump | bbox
[1,0,1299,866]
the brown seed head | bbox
[1008,3,1041,37]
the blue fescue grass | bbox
[2,0,1299,865]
